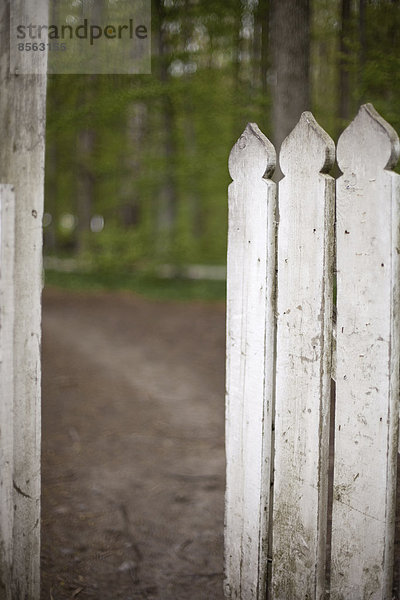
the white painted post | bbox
[0,185,15,600]
[225,123,277,599]
[271,113,335,600]
[0,1,48,597]
[331,104,400,600]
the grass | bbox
[44,269,226,302]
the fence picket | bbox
[225,123,277,599]
[0,185,15,600]
[331,103,400,599]
[271,113,335,600]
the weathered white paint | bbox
[271,113,335,600]
[0,185,15,600]
[331,104,400,600]
[225,123,277,599]
[0,1,48,597]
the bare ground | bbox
[41,289,226,600]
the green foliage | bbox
[81,224,150,271]
[45,269,226,302]
[361,1,400,138]
[45,0,400,275]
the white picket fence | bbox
[225,104,400,600]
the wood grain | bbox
[225,123,277,599]
[331,103,400,600]
[0,186,15,600]
[0,1,48,597]
[271,112,335,600]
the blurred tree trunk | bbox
[270,0,311,152]
[182,0,202,243]
[232,1,243,90]
[76,122,95,251]
[75,0,106,252]
[339,0,352,122]
[44,139,58,252]
[121,102,147,227]
[154,0,178,250]
[258,0,270,95]
[358,0,366,104]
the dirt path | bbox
[40,288,400,599]
[41,289,226,600]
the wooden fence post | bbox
[225,123,277,599]
[271,113,335,600]
[0,1,48,596]
[331,103,400,599]
[0,185,15,600]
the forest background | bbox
[44,0,400,293]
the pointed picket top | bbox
[337,103,400,175]
[228,122,276,182]
[280,111,335,176]
[331,103,400,599]
[226,122,277,599]
[272,110,335,600]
